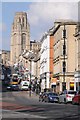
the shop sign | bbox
[70,82,74,87]
[74,72,80,78]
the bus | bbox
[10,74,19,85]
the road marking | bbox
[2,110,47,118]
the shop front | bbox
[51,78,57,92]
[70,82,74,90]
[51,77,60,93]
[74,71,80,91]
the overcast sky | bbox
[0,0,79,50]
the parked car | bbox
[72,92,80,105]
[7,84,19,91]
[7,84,12,90]
[58,90,77,104]
[43,92,59,103]
[20,80,29,91]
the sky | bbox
[0,0,79,51]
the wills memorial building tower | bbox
[10,12,30,65]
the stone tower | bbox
[10,12,30,65]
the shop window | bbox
[70,82,74,90]
[76,82,80,91]
[51,85,56,92]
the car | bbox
[7,85,12,90]
[11,84,19,91]
[72,92,80,105]
[43,92,59,103]
[58,90,77,104]
[7,84,19,91]
[20,80,29,91]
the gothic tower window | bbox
[14,33,16,45]
[22,17,24,27]
[19,17,21,23]
[23,17,24,22]
[21,33,26,51]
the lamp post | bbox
[29,59,32,97]
[45,72,47,91]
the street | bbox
[1,90,80,120]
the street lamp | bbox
[29,59,32,97]
[45,72,47,90]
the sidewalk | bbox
[1,91,39,111]
[14,91,39,101]
[26,91,39,99]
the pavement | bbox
[21,91,39,100]
[1,91,39,111]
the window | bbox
[63,61,66,67]
[14,34,16,45]
[63,61,66,73]
[63,45,66,55]
[62,29,66,38]
[19,17,21,23]
[22,17,24,27]
[21,34,26,50]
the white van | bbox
[20,80,29,91]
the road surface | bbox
[1,91,80,120]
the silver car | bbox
[58,90,77,104]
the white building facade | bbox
[40,34,51,92]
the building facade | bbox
[30,40,41,81]
[10,12,30,66]
[40,33,54,92]
[1,50,10,66]
[52,21,77,93]
[74,23,80,91]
